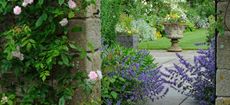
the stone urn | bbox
[164,23,185,52]
[116,34,138,49]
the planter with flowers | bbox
[116,25,139,49]
[164,11,187,52]
[115,14,139,49]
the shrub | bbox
[131,19,156,41]
[163,40,215,105]
[101,45,168,104]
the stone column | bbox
[216,0,230,105]
[67,0,101,104]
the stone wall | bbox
[67,0,101,104]
[216,0,230,105]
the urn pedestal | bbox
[164,23,185,52]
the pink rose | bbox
[88,71,98,81]
[68,0,77,9]
[13,6,22,15]
[22,0,34,7]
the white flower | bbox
[96,70,103,80]
[59,18,68,26]
[12,46,24,61]
[1,96,8,104]
[22,2,28,7]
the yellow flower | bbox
[156,31,162,39]
[127,30,132,34]
[14,26,22,34]
[170,13,179,19]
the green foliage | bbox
[187,0,215,18]
[0,0,95,104]
[207,15,216,42]
[0,93,15,105]
[101,0,122,46]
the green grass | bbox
[138,29,209,50]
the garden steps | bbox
[146,50,199,105]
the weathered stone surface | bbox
[71,80,101,105]
[216,70,230,96]
[68,18,101,51]
[116,35,139,49]
[76,0,100,18]
[71,50,101,105]
[217,1,230,31]
[216,97,230,105]
[217,31,230,69]
[73,50,101,73]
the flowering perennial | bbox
[102,46,168,104]
[163,40,215,105]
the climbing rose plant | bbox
[163,40,215,105]
[0,0,97,104]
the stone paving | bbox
[145,50,199,105]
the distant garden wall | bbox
[216,0,230,105]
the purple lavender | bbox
[102,46,168,104]
[164,39,215,105]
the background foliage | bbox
[101,0,122,46]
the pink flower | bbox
[22,0,34,7]
[88,71,98,81]
[68,0,77,9]
[13,6,22,15]
[24,0,34,4]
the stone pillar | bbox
[216,0,230,105]
[67,0,101,104]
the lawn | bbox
[138,29,209,50]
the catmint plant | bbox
[163,39,215,105]
[102,45,168,104]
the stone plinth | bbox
[116,35,138,49]
[68,1,101,104]
[216,97,230,105]
[68,18,101,52]
[217,31,230,69]
[216,1,230,105]
[216,70,230,96]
